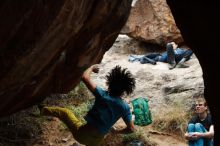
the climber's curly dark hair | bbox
[106,65,136,97]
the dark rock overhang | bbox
[167,0,220,145]
[0,0,132,116]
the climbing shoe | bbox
[176,63,189,68]
[168,63,176,70]
[37,103,46,112]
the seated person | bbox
[129,42,193,69]
[39,65,136,146]
[185,97,214,146]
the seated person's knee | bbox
[195,123,204,131]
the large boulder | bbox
[0,0,132,117]
[121,0,183,45]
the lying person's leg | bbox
[145,53,161,59]
[176,50,193,68]
[176,50,193,63]
[176,58,190,68]
[166,43,176,66]
[140,56,156,65]
[166,43,177,69]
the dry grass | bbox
[151,104,190,139]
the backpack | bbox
[131,97,152,126]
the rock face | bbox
[121,0,183,45]
[0,0,132,117]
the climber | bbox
[39,64,136,146]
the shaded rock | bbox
[0,0,132,117]
[167,1,220,144]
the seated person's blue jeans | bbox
[187,123,213,146]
